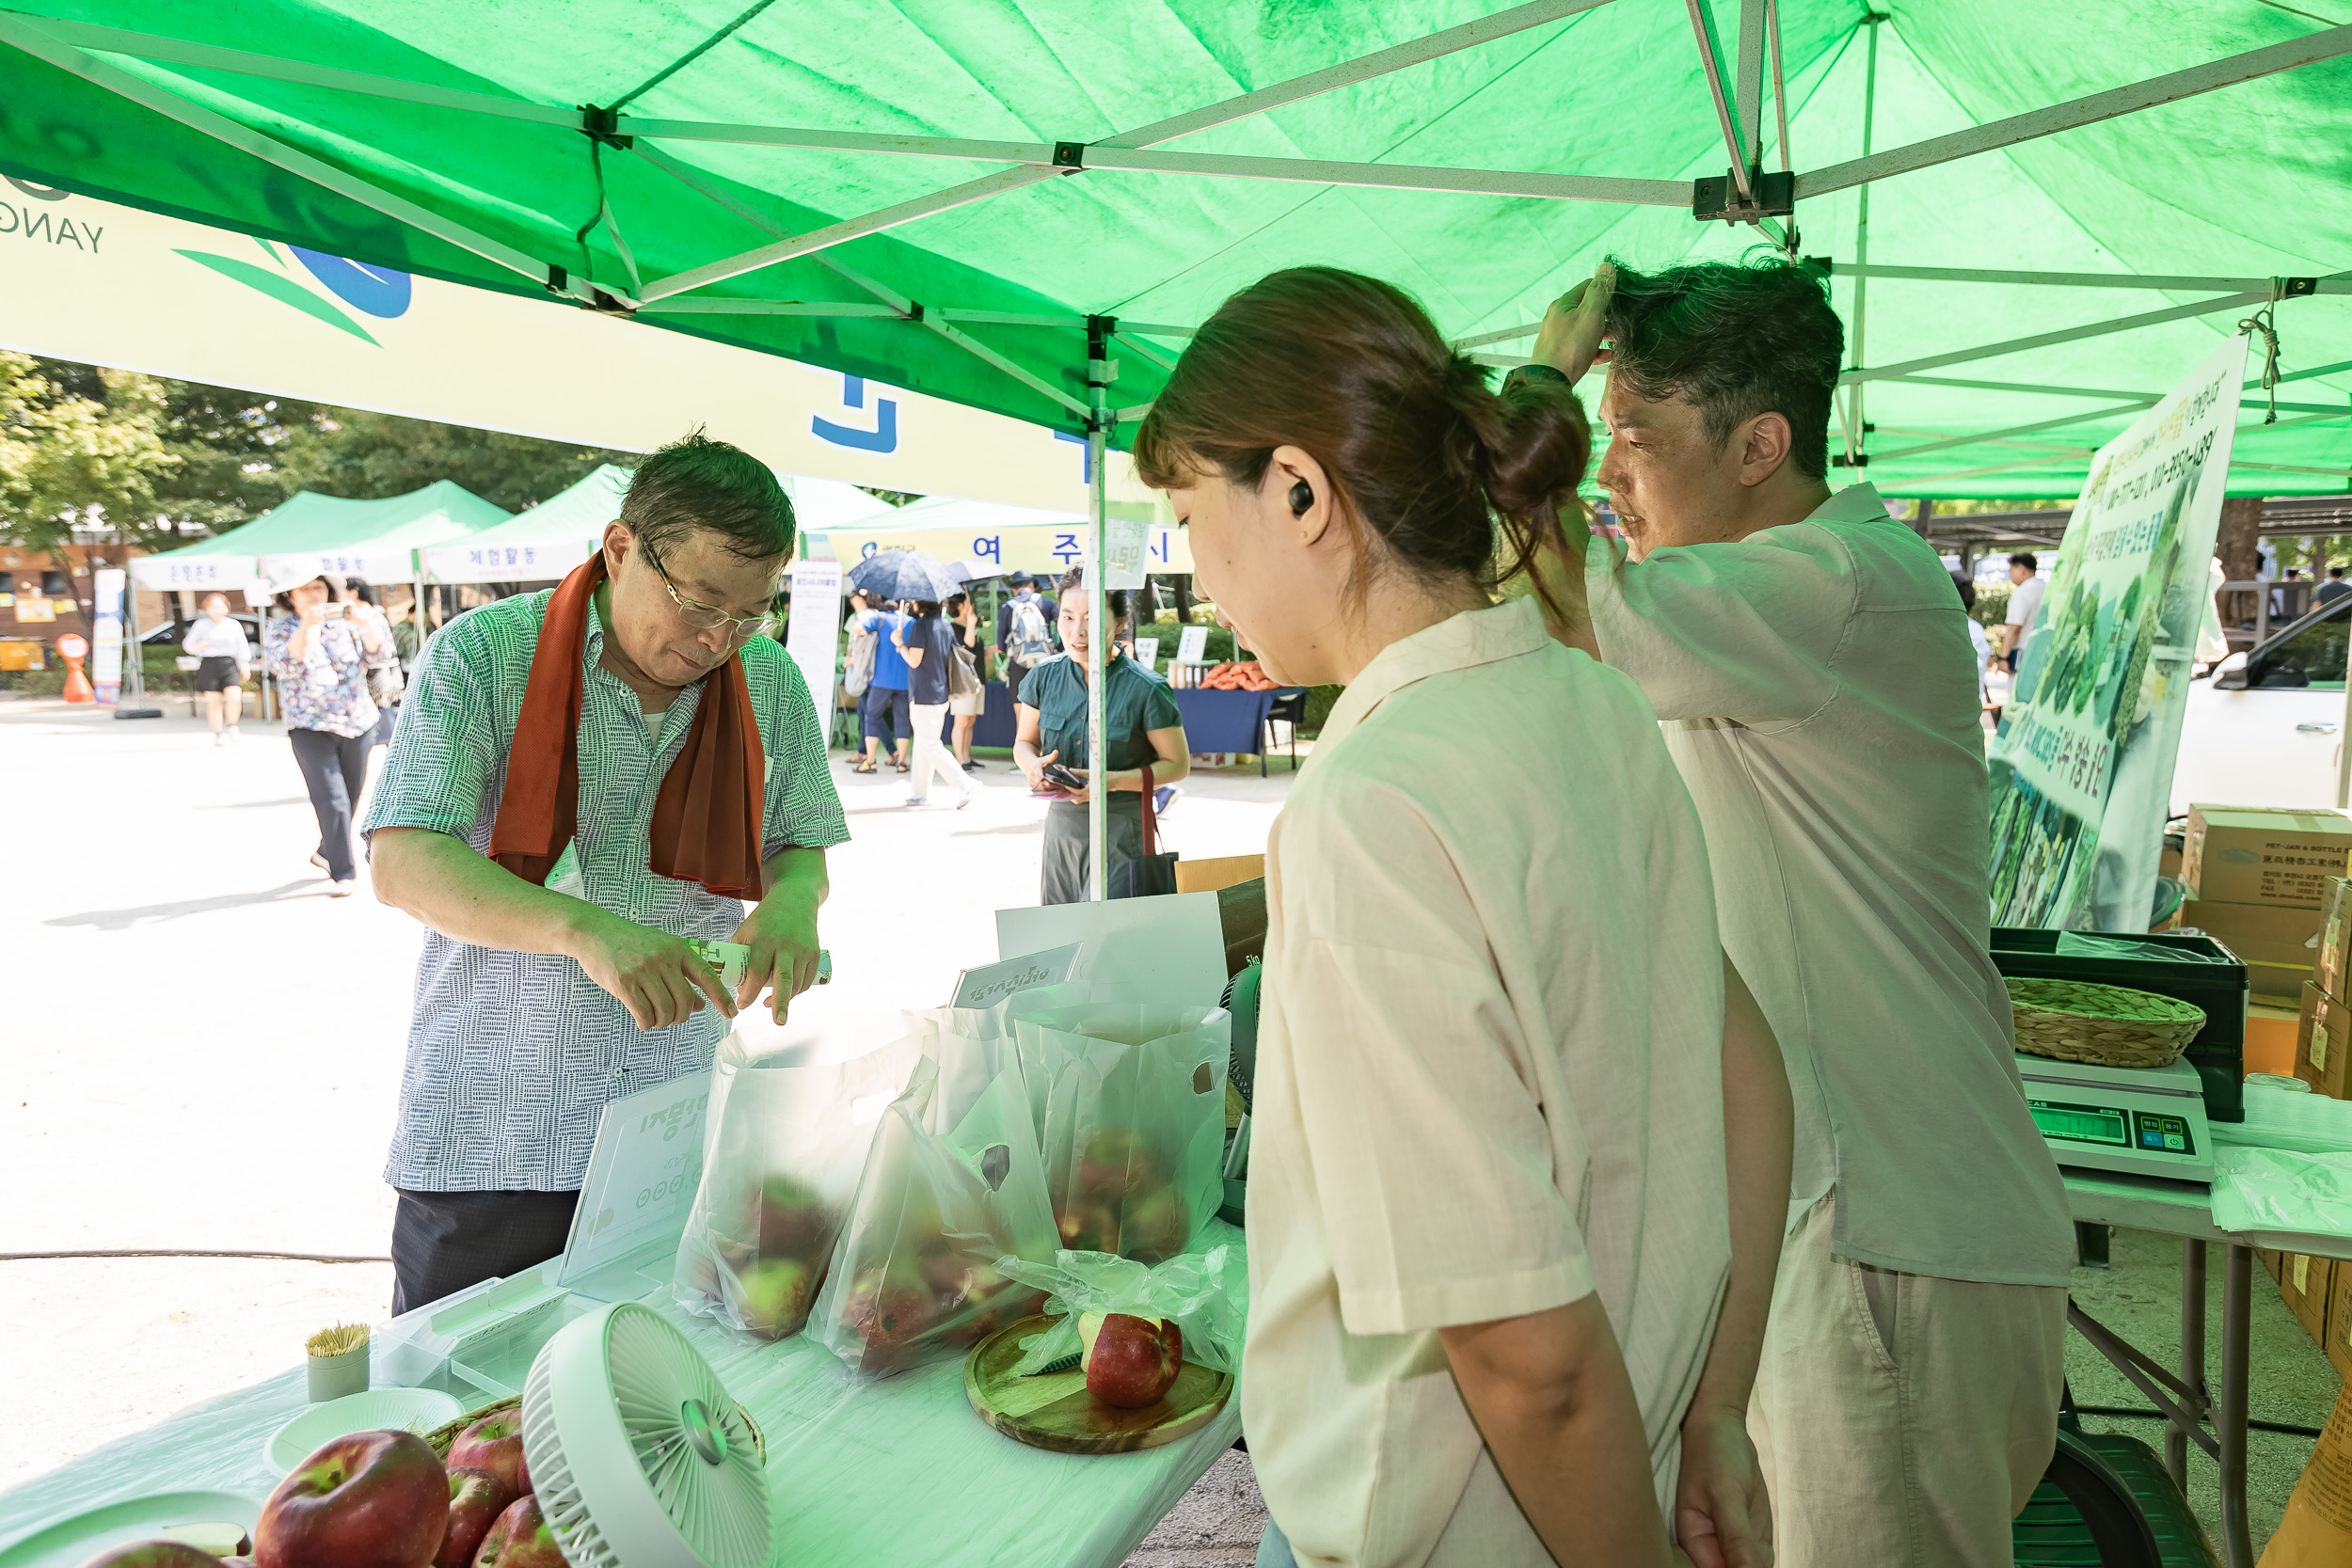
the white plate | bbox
[0,1490,261,1567]
[265,1386,463,1473]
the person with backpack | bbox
[995,569,1059,703]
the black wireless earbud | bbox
[1289,480,1312,515]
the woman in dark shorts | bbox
[182,592,251,746]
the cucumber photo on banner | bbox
[1989,335,2250,930]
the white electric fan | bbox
[521,1302,772,1568]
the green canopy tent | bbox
[131,479,512,592]
[14,0,2345,902]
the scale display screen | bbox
[2028,1100,2130,1148]
[2028,1098,2198,1156]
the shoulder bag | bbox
[1110,761,1180,899]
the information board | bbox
[1988,335,2249,928]
[556,1071,712,1294]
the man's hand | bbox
[1533,261,1617,386]
[731,886,822,1023]
[1676,1406,1773,1568]
[569,910,737,1032]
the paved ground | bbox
[0,692,1289,1555]
[5,693,2342,1560]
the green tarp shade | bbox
[1,1,2344,499]
[135,479,511,585]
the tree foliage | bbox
[0,353,631,555]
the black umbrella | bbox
[847,547,963,602]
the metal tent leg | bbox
[2171,1238,2205,1489]
[2220,1244,2252,1568]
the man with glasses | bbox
[363,433,847,1313]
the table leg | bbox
[2220,1243,2253,1568]
[2172,1238,2206,1489]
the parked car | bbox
[2170,594,2351,816]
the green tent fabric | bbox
[3,2,2344,499]
[134,479,511,587]
[421,463,628,582]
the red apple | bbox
[1081,1312,1184,1409]
[255,1428,447,1568]
[443,1410,528,1498]
[431,1468,515,1568]
[470,1494,564,1568]
[75,1544,229,1567]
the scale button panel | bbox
[2133,1110,2194,1155]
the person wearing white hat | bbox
[262,570,384,895]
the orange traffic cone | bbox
[60,641,93,704]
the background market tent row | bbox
[132,480,511,593]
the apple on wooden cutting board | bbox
[1079,1311,1184,1409]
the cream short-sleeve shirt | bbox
[1244,596,1731,1568]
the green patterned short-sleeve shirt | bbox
[360,589,848,1193]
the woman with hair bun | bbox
[1134,266,1788,1568]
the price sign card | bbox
[1131,636,1160,671]
[557,1070,712,1297]
[1176,625,1210,665]
[950,942,1082,1010]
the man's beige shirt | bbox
[1245,597,1731,1568]
[1587,483,2073,1286]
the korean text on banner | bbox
[786,558,845,716]
[1989,335,2249,929]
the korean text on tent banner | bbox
[1989,335,2249,930]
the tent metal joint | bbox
[580,103,635,151]
[1054,142,1087,169]
[1693,167,1793,223]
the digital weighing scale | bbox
[2016,1054,2214,1183]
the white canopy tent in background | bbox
[130,480,511,593]
[421,465,628,584]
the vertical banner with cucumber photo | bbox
[1989,335,2249,929]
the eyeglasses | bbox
[641,544,784,641]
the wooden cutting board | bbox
[964,1315,1232,1454]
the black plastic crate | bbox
[1990,927,2249,1123]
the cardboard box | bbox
[2297,982,2352,1097]
[2184,898,2322,1004]
[2282,1253,2334,1348]
[2319,876,2352,1002]
[2183,805,2352,909]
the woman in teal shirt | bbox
[1013,568,1191,903]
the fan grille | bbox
[523,1304,772,1568]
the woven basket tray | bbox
[2007,976,2204,1069]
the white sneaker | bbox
[328,879,357,897]
[226,727,241,744]
[213,732,226,747]
[956,784,979,810]
[905,796,929,807]
[309,852,330,872]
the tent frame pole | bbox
[1799,23,2352,198]
[1844,14,1883,471]
[1882,372,2348,414]
[0,14,604,304]
[1843,290,2271,385]
[1085,320,1113,903]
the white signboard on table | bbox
[997,893,1227,1009]
[1176,626,1210,665]
[1988,335,2249,928]
[556,1070,712,1298]
[1131,636,1160,671]
[786,558,845,711]
[952,942,1084,1010]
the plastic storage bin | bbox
[1991,927,2248,1122]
